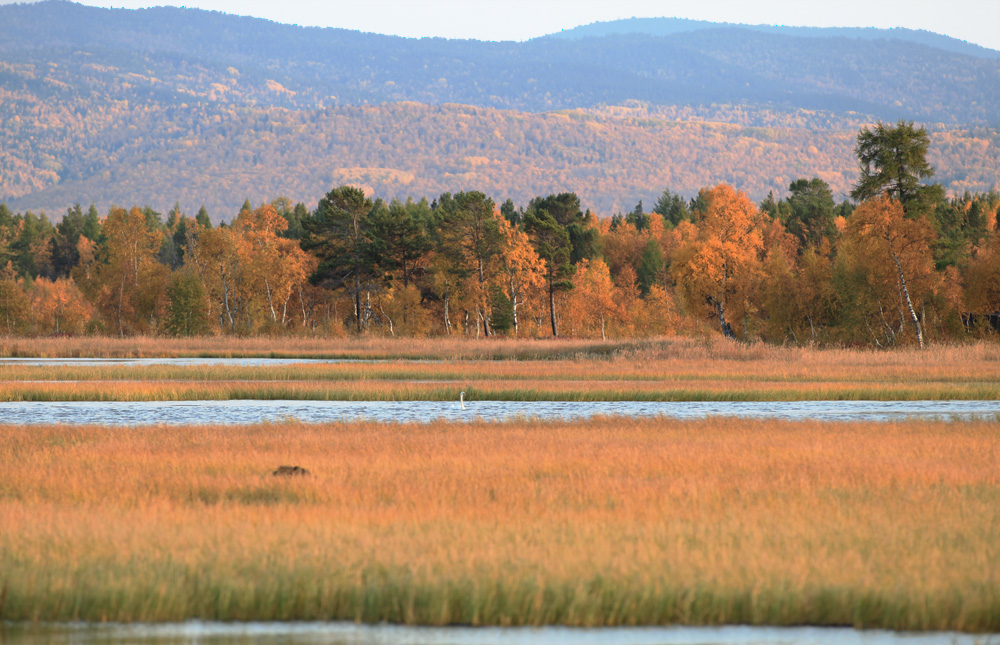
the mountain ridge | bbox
[1,1,997,122]
[543,16,1000,60]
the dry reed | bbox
[2,339,998,402]
[1,416,997,630]
[0,378,997,402]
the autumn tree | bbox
[29,277,95,335]
[0,263,29,335]
[962,228,1000,334]
[187,224,242,332]
[496,215,544,336]
[567,258,621,340]
[838,195,935,348]
[96,206,169,335]
[233,203,311,329]
[671,184,764,340]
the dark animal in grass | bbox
[272,465,310,477]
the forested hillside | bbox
[3,99,998,222]
[2,2,997,121]
[1,1,998,220]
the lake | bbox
[0,399,998,426]
[1,621,995,644]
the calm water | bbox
[1,622,995,645]
[0,399,998,426]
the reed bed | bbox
[1,417,997,630]
[2,334,999,364]
[3,353,1000,385]
[0,378,998,402]
[0,335,648,360]
[2,340,998,402]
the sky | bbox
[6,0,1000,51]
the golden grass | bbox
[1,417,997,630]
[0,378,998,402]
[2,334,999,364]
[0,335,643,360]
[2,338,998,402]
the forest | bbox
[0,121,997,347]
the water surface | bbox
[0,399,997,426]
[1,621,995,645]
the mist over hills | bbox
[1,1,998,220]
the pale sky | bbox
[8,0,1000,51]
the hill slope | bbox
[1,1,998,219]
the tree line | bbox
[0,121,998,346]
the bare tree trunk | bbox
[891,249,924,348]
[298,285,309,328]
[264,278,278,322]
[877,303,896,345]
[117,275,127,337]
[509,275,520,336]
[712,297,736,340]
[378,297,395,337]
[353,270,363,333]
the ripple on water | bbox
[0,621,996,644]
[0,399,998,426]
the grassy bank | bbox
[2,335,999,364]
[0,378,998,401]
[1,339,998,402]
[0,335,655,360]
[1,417,997,630]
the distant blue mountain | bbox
[543,17,1000,60]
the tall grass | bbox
[2,339,998,401]
[0,335,655,360]
[1,417,997,630]
[0,379,997,401]
[3,334,999,363]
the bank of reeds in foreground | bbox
[1,417,997,631]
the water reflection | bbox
[0,399,998,426]
[1,621,994,645]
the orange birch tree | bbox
[670,185,764,339]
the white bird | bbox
[460,391,466,410]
